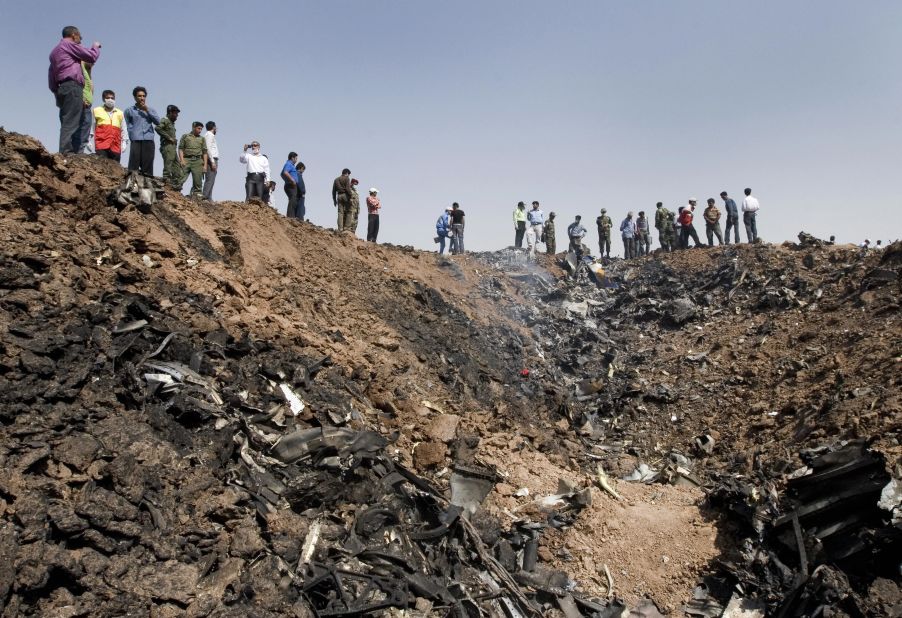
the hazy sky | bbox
[2,1,900,253]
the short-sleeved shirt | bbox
[282,160,299,183]
[450,209,465,224]
[178,133,207,158]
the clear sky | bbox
[2,1,900,253]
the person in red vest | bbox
[92,89,127,162]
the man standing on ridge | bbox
[48,26,101,155]
[568,215,587,257]
[332,168,353,231]
[703,198,724,246]
[635,211,651,256]
[436,206,452,255]
[721,191,739,244]
[156,104,182,188]
[620,211,636,259]
[282,151,300,218]
[124,87,161,175]
[654,202,672,252]
[544,211,557,255]
[202,121,219,200]
[77,62,94,153]
[679,198,703,248]
[240,141,269,201]
[92,90,127,161]
[513,202,527,248]
[177,121,208,198]
[349,179,361,233]
[295,161,307,220]
[742,188,760,243]
[366,188,381,242]
[526,201,545,258]
[449,202,466,254]
[596,208,612,258]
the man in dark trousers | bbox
[332,168,353,231]
[124,86,161,175]
[366,188,381,242]
[281,151,300,218]
[449,202,466,254]
[48,26,101,154]
[295,161,307,220]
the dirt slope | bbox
[0,129,899,616]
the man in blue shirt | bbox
[281,152,300,218]
[123,86,161,175]
[720,191,739,244]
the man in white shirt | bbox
[741,187,760,243]
[239,140,269,201]
[202,121,219,200]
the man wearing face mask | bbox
[240,141,269,201]
[92,89,127,161]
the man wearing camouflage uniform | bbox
[596,208,612,258]
[178,121,208,198]
[654,202,673,252]
[635,211,651,256]
[543,212,556,255]
[332,168,353,232]
[348,178,361,233]
[156,104,182,188]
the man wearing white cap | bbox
[366,188,381,242]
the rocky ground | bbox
[0,128,899,616]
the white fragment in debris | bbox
[514,487,530,497]
[186,258,199,267]
[279,383,305,416]
[141,254,155,268]
[214,418,229,430]
[878,479,902,525]
[299,519,321,568]
[671,414,678,422]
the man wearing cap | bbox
[240,141,269,201]
[48,26,101,154]
[703,198,724,246]
[349,179,361,233]
[720,191,739,244]
[366,188,381,242]
[679,199,703,248]
[543,212,557,255]
[177,122,208,198]
[436,206,452,255]
[654,202,673,252]
[332,169,353,231]
[596,208,612,258]
[124,87,161,175]
[156,105,182,188]
[526,201,545,259]
[281,152,300,218]
[741,188,760,243]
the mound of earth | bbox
[0,128,899,616]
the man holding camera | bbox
[240,141,269,201]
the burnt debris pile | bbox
[1,128,901,615]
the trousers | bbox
[56,80,84,154]
[622,235,635,259]
[724,215,740,244]
[183,157,203,196]
[245,173,265,201]
[161,143,183,187]
[598,232,611,256]
[336,195,352,230]
[96,149,121,162]
[706,222,724,245]
[743,212,758,242]
[680,224,702,248]
[128,140,155,176]
[285,182,299,218]
[514,221,526,248]
[203,157,217,200]
[451,223,465,253]
[367,213,380,242]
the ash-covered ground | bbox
[0,129,899,616]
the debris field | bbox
[0,129,900,616]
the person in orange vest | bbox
[92,89,127,162]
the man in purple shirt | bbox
[48,26,101,154]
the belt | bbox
[247,172,265,178]
[184,155,200,160]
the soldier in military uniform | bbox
[543,211,556,254]
[596,208,612,258]
[654,202,673,252]
[348,178,360,233]
[178,121,208,198]
[156,104,182,188]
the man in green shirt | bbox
[156,104,181,188]
[596,208,612,258]
[77,62,94,153]
[178,122,208,198]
